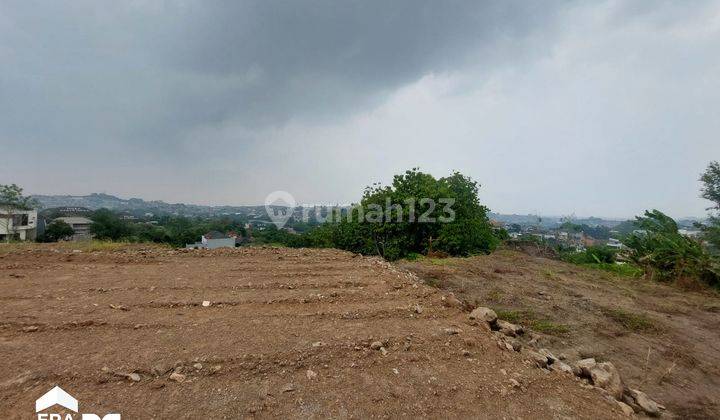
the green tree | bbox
[41,220,75,242]
[90,209,132,240]
[0,184,37,242]
[699,161,720,252]
[623,210,719,285]
[315,169,498,260]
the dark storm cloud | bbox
[1,0,719,217]
[0,0,563,151]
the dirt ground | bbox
[400,249,720,419]
[0,245,626,419]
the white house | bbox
[0,209,38,241]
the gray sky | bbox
[1,0,719,218]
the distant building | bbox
[186,231,236,249]
[0,209,39,241]
[54,216,94,241]
[606,238,623,249]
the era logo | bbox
[35,386,121,420]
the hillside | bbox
[31,193,264,217]
[401,250,720,418]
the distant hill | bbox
[31,193,263,218]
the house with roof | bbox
[186,231,237,249]
[0,208,39,241]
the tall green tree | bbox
[700,161,720,252]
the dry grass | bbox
[0,240,168,254]
[602,308,658,332]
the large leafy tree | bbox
[0,184,37,242]
[90,208,132,240]
[325,169,498,260]
[700,161,720,252]
[41,220,75,242]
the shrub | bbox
[623,210,720,286]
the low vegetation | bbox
[602,308,658,332]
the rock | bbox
[22,326,39,332]
[622,394,642,414]
[201,300,211,307]
[510,340,522,352]
[441,293,463,308]
[169,372,186,383]
[573,358,597,377]
[370,341,383,350]
[193,363,203,370]
[127,373,141,382]
[281,383,296,393]
[380,347,388,356]
[109,304,129,311]
[414,304,423,314]
[627,389,660,417]
[469,307,497,324]
[509,378,521,388]
[152,363,172,376]
[305,369,317,380]
[496,320,523,337]
[443,327,462,335]
[616,401,635,417]
[462,350,472,357]
[528,350,548,368]
[589,362,624,400]
[538,348,557,364]
[549,360,573,374]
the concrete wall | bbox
[0,209,38,241]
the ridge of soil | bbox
[0,246,623,418]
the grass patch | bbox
[485,288,504,303]
[531,320,570,335]
[0,240,165,254]
[603,308,656,332]
[494,308,569,335]
[427,258,455,266]
[582,262,644,277]
[495,309,535,324]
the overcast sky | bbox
[1,1,719,218]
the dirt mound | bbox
[1,246,624,418]
[401,250,720,419]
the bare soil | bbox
[400,249,720,419]
[0,245,625,419]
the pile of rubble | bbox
[469,306,665,417]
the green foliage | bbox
[700,161,720,211]
[562,245,616,264]
[623,210,720,285]
[559,222,611,239]
[582,262,644,277]
[39,220,74,242]
[325,169,497,260]
[0,184,36,210]
[699,161,720,252]
[90,209,133,240]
